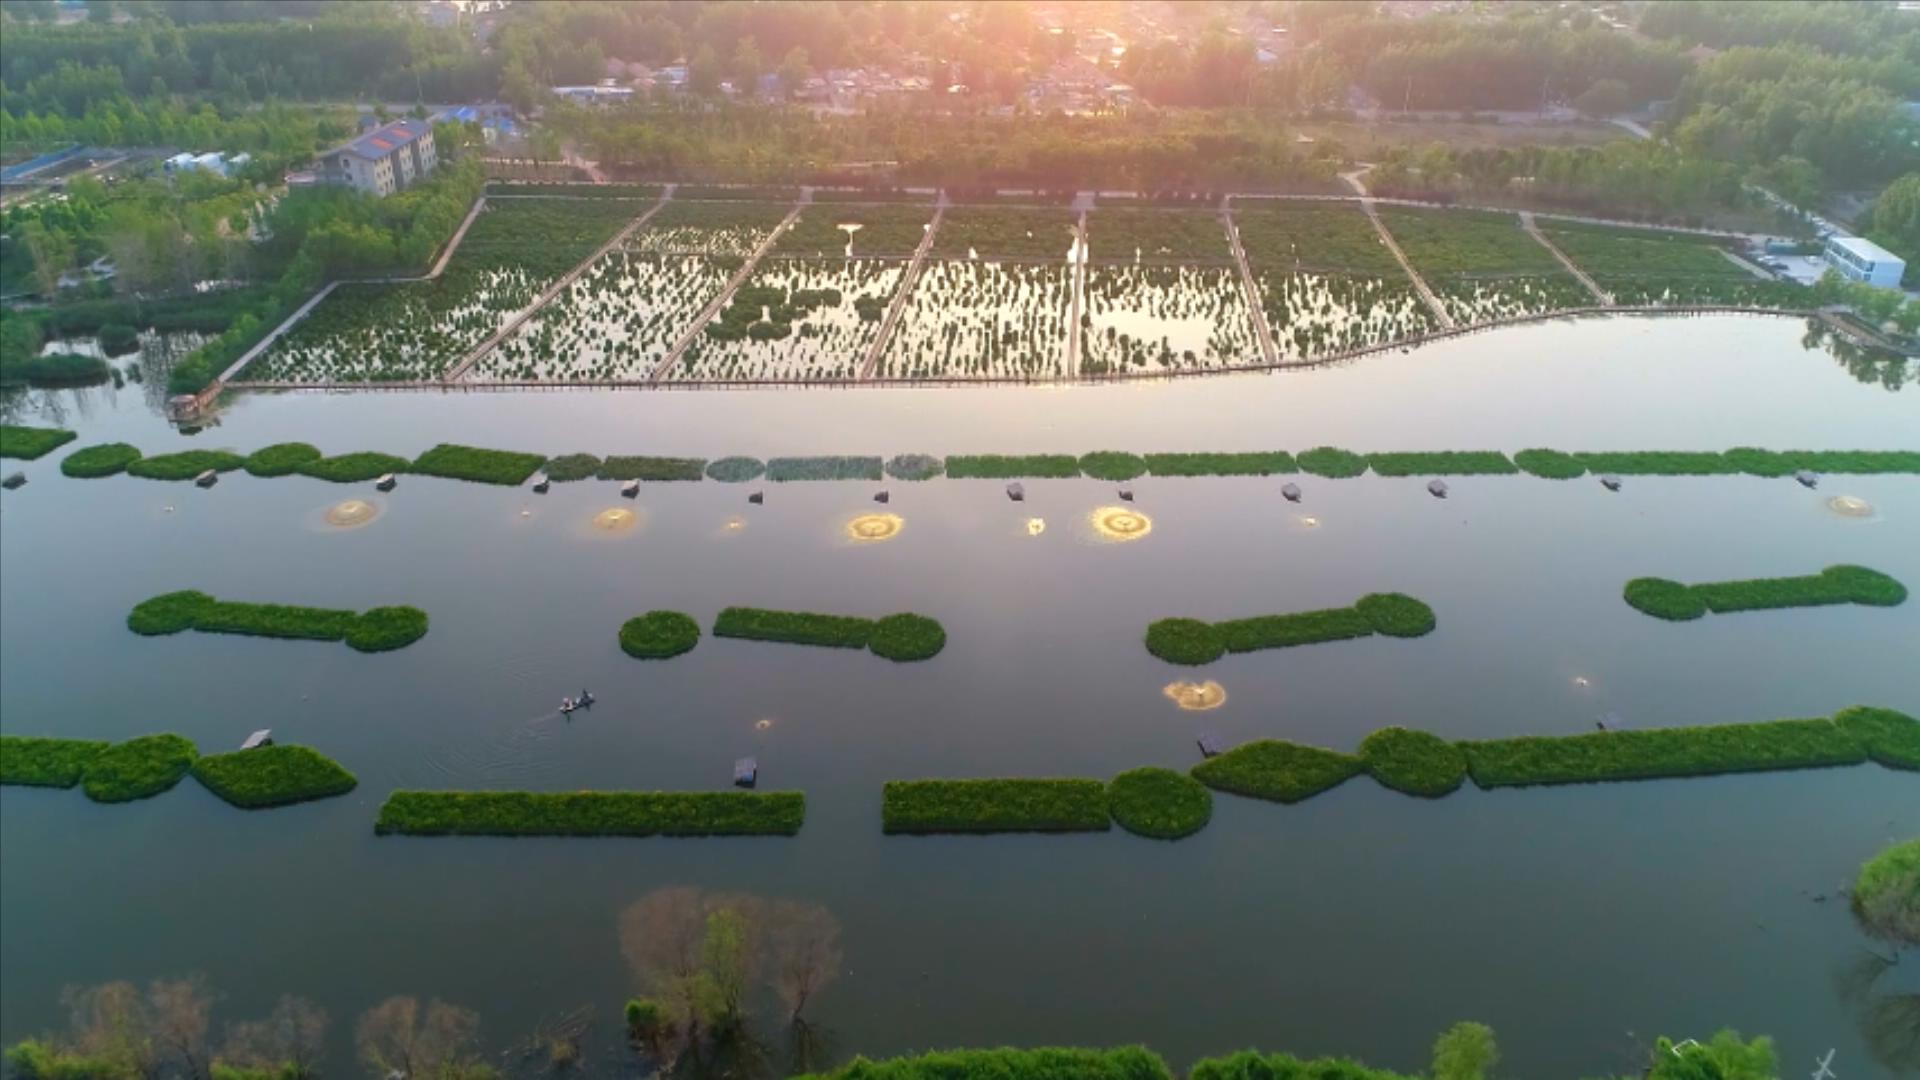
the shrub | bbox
[374,790,806,836]
[541,453,602,482]
[1079,451,1148,481]
[0,425,76,460]
[1367,451,1516,476]
[882,778,1112,833]
[1191,739,1365,802]
[1834,706,1919,769]
[127,591,427,652]
[794,1047,1174,1080]
[867,613,947,661]
[1108,767,1212,839]
[192,745,358,808]
[885,453,945,481]
[300,452,411,483]
[1513,448,1586,479]
[243,442,322,477]
[126,450,247,480]
[714,606,872,649]
[1460,716,1866,788]
[411,443,546,485]
[1354,592,1438,637]
[1623,577,1707,620]
[82,734,198,803]
[619,610,700,659]
[345,607,430,652]
[946,454,1081,479]
[1297,446,1368,478]
[1852,838,1920,949]
[60,442,143,478]
[765,456,884,481]
[1144,618,1226,665]
[1359,727,1468,797]
[1142,452,1296,476]
[0,735,109,787]
[98,323,140,355]
[706,456,766,482]
[128,589,214,634]
[599,456,707,481]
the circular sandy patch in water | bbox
[1826,495,1874,518]
[1163,680,1228,711]
[324,499,381,529]
[847,512,903,543]
[591,507,639,534]
[1089,506,1152,542]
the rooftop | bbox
[1828,235,1904,264]
[329,119,433,162]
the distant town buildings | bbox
[551,83,636,106]
[316,119,438,197]
[163,151,250,178]
[1824,235,1908,289]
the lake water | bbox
[2,314,1917,1078]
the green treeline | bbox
[127,590,429,653]
[374,790,806,837]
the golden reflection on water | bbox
[847,512,903,542]
[324,499,380,529]
[591,507,638,534]
[1089,506,1152,542]
[1827,495,1874,518]
[1163,680,1228,711]
[1025,517,1046,536]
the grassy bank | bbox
[192,745,358,808]
[374,790,806,836]
[1625,564,1906,621]
[882,778,1112,833]
[128,591,429,652]
[0,735,109,787]
[1147,593,1436,665]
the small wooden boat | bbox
[1281,482,1302,503]
[194,469,219,488]
[530,473,550,493]
[559,697,576,714]
[1599,474,1622,492]
[1117,487,1134,502]
[733,756,758,788]
[1795,469,1819,489]
[1197,732,1226,758]
[1426,479,1448,499]
[621,479,640,498]
[748,490,764,505]
[2,472,25,490]
[375,473,397,491]
[873,489,890,504]
[240,729,273,750]
[1006,482,1025,502]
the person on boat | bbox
[561,697,574,712]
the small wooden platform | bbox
[240,729,273,750]
[1197,733,1227,758]
[733,756,758,788]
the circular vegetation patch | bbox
[82,733,197,803]
[1513,448,1585,480]
[61,442,143,478]
[1823,564,1907,606]
[619,610,701,659]
[1297,446,1368,479]
[885,453,945,481]
[1355,593,1437,637]
[1079,450,1147,482]
[706,456,766,483]
[1145,618,1225,665]
[542,453,603,482]
[1623,577,1706,620]
[128,590,212,635]
[1109,767,1212,840]
[343,606,430,652]
[1358,726,1468,797]
[867,613,947,662]
[244,442,323,477]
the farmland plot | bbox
[1542,223,1806,309]
[773,205,935,258]
[1087,209,1232,263]
[1081,265,1258,373]
[932,208,1079,259]
[667,259,904,383]
[877,260,1070,379]
[628,201,793,256]
[1378,207,1588,324]
[1234,203,1402,276]
[1257,272,1441,361]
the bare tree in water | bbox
[220,996,329,1080]
[354,996,486,1080]
[619,887,708,1044]
[60,981,158,1080]
[763,900,841,1026]
[148,977,214,1080]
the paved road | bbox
[650,198,807,382]
[1223,210,1280,366]
[1520,210,1611,304]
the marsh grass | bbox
[1366,451,1516,476]
[1833,706,1920,770]
[599,456,707,481]
[766,456,884,482]
[541,454,603,482]
[0,424,77,460]
[1149,594,1434,664]
[128,591,428,652]
[618,610,700,659]
[1626,565,1906,620]
[705,456,766,482]
[1142,452,1296,476]
[1078,451,1148,481]
[1461,717,1866,787]
[946,454,1081,479]
[411,443,547,485]
[300,452,412,483]
[1296,446,1368,478]
[885,453,946,480]
[243,442,322,477]
[1358,727,1468,797]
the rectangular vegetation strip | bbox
[0,424,78,459]
[1460,717,1867,788]
[1217,608,1377,651]
[596,456,706,481]
[126,450,246,480]
[374,790,806,836]
[1625,565,1906,620]
[882,779,1112,834]
[946,454,1082,479]
[712,607,873,649]
[1574,451,1735,476]
[128,591,429,653]
[0,735,109,788]
[191,745,358,808]
[794,1047,1174,1080]
[764,456,883,482]
[409,443,547,485]
[1143,452,1296,476]
[1366,451,1517,476]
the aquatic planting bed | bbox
[1146,593,1437,665]
[1376,207,1589,323]
[1623,565,1906,621]
[0,424,76,459]
[877,260,1070,379]
[470,253,731,382]
[1538,222,1803,307]
[242,199,642,384]
[945,454,1082,479]
[1835,706,1920,769]
[772,205,934,258]
[409,443,545,485]
[80,734,198,803]
[60,442,144,478]
[712,607,946,662]
[1106,767,1213,839]
[374,790,806,836]
[765,456,884,481]
[1255,271,1440,361]
[618,610,701,659]
[191,745,357,809]
[1081,265,1260,374]
[1233,203,1404,276]
[127,450,246,481]
[931,207,1078,259]
[128,591,429,653]
[882,779,1112,834]
[1086,209,1231,262]
[0,735,109,787]
[668,260,904,382]
[626,200,791,257]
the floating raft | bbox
[1426,479,1448,498]
[733,756,758,788]
[529,473,550,493]
[1006,482,1025,502]
[1281,482,1302,503]
[375,473,397,491]
[1,472,25,490]
[240,729,273,750]
[874,489,890,504]
[621,479,640,498]
[194,469,219,488]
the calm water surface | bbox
[2,314,1917,1078]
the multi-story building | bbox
[1824,235,1907,289]
[317,119,438,197]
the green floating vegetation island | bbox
[883,769,1214,838]
[0,424,77,460]
[618,610,701,659]
[3,733,361,809]
[713,607,947,662]
[1624,564,1907,621]
[128,590,429,653]
[1146,593,1436,665]
[409,443,547,485]
[374,790,806,837]
[126,449,246,481]
[766,456,884,482]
